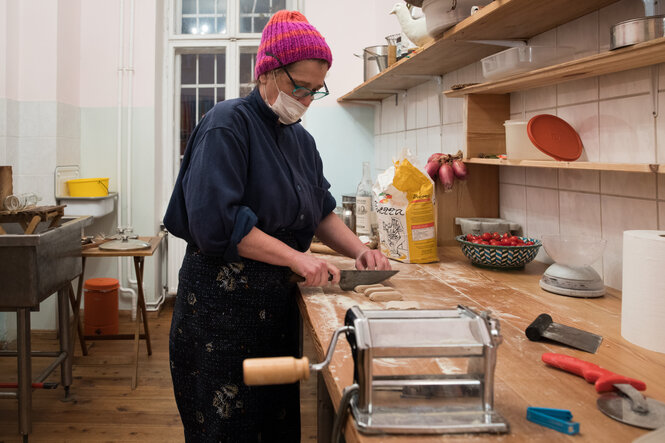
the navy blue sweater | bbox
[163,87,337,262]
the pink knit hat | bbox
[255,10,332,79]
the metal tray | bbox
[611,15,665,50]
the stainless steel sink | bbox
[0,216,92,309]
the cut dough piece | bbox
[385,301,420,310]
[363,286,397,297]
[369,290,403,302]
[354,284,385,293]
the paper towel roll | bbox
[621,230,665,354]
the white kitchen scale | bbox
[539,235,607,298]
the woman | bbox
[163,10,390,442]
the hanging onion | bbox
[452,159,467,180]
[425,160,441,179]
[427,153,445,164]
[438,162,455,192]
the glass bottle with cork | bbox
[355,162,374,237]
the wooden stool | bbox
[0,205,66,234]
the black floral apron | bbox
[169,234,301,442]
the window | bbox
[169,0,293,158]
[179,51,227,155]
[239,0,286,33]
[180,0,229,35]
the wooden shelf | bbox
[446,37,665,97]
[338,0,619,103]
[464,158,663,173]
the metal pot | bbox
[422,0,493,36]
[610,15,665,49]
[355,45,389,82]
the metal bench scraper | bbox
[525,313,603,353]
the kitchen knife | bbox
[542,352,665,429]
[290,270,398,291]
[526,313,603,353]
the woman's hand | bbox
[290,252,341,287]
[315,213,392,271]
[355,248,391,271]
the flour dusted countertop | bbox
[296,247,665,442]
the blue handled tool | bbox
[526,407,579,435]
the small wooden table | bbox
[69,235,164,389]
[0,205,65,234]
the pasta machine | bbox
[244,305,509,437]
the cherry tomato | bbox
[500,238,512,246]
[481,232,492,241]
[525,241,534,245]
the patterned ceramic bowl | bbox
[456,235,542,269]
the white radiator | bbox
[167,235,187,294]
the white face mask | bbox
[265,71,308,125]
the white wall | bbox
[0,0,6,101]
[12,0,58,101]
[304,0,399,103]
[57,0,81,105]
[302,0,403,203]
[374,0,665,290]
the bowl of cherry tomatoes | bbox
[456,232,542,269]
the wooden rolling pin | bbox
[309,242,340,255]
[243,356,311,385]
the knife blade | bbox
[290,270,398,291]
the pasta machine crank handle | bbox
[243,326,353,386]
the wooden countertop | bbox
[297,247,665,442]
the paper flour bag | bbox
[373,152,438,263]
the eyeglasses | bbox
[265,51,329,100]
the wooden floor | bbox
[0,299,318,442]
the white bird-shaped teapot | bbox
[389,3,434,47]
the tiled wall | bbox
[373,0,665,290]
[2,99,80,204]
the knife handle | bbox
[288,272,333,284]
[542,353,646,393]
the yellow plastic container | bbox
[66,178,110,197]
